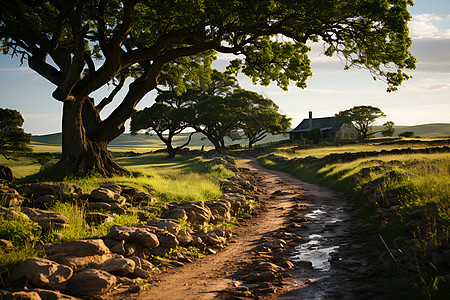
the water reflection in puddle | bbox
[292,204,343,271]
[292,233,339,271]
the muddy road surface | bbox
[124,157,382,299]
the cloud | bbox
[409,13,450,39]
[410,38,450,74]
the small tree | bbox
[399,131,415,138]
[0,108,32,160]
[382,121,395,137]
[130,103,193,158]
[335,106,386,140]
[236,90,291,148]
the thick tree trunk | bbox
[59,99,131,177]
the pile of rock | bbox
[0,162,264,298]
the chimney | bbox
[309,111,313,130]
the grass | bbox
[0,151,234,286]
[259,145,450,299]
[274,142,447,160]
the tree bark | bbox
[58,98,131,177]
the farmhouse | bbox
[289,111,359,141]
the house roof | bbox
[289,116,344,133]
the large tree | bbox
[0,0,415,175]
[335,105,386,140]
[0,108,32,160]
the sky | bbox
[0,1,449,135]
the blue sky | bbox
[0,1,449,135]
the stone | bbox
[107,225,160,249]
[9,257,73,290]
[88,202,126,214]
[146,218,181,235]
[197,231,226,246]
[109,240,126,255]
[85,212,114,224]
[132,192,155,201]
[206,200,232,224]
[29,289,79,300]
[21,207,69,233]
[178,202,212,226]
[66,269,116,298]
[0,188,23,207]
[24,183,82,198]
[124,242,138,257]
[9,291,42,300]
[34,195,55,207]
[219,193,251,214]
[176,229,194,246]
[132,267,148,278]
[0,165,14,182]
[160,208,188,221]
[96,257,136,276]
[44,239,112,272]
[155,231,179,249]
[100,184,122,194]
[44,239,110,257]
[121,187,139,197]
[128,257,155,271]
[90,187,126,205]
[255,261,283,273]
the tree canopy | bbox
[0,0,416,175]
[335,105,386,140]
[0,108,32,160]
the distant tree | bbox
[236,90,291,148]
[308,128,322,144]
[189,95,247,152]
[130,102,193,159]
[335,106,386,140]
[382,121,396,137]
[399,131,415,138]
[0,108,32,160]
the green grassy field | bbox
[31,131,290,151]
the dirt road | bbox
[126,157,382,299]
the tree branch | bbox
[96,74,127,112]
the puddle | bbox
[291,205,345,271]
[292,233,339,271]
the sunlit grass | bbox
[51,202,143,241]
[275,143,443,159]
[61,154,232,203]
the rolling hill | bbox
[31,123,450,152]
[372,123,450,138]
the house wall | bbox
[336,124,359,139]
